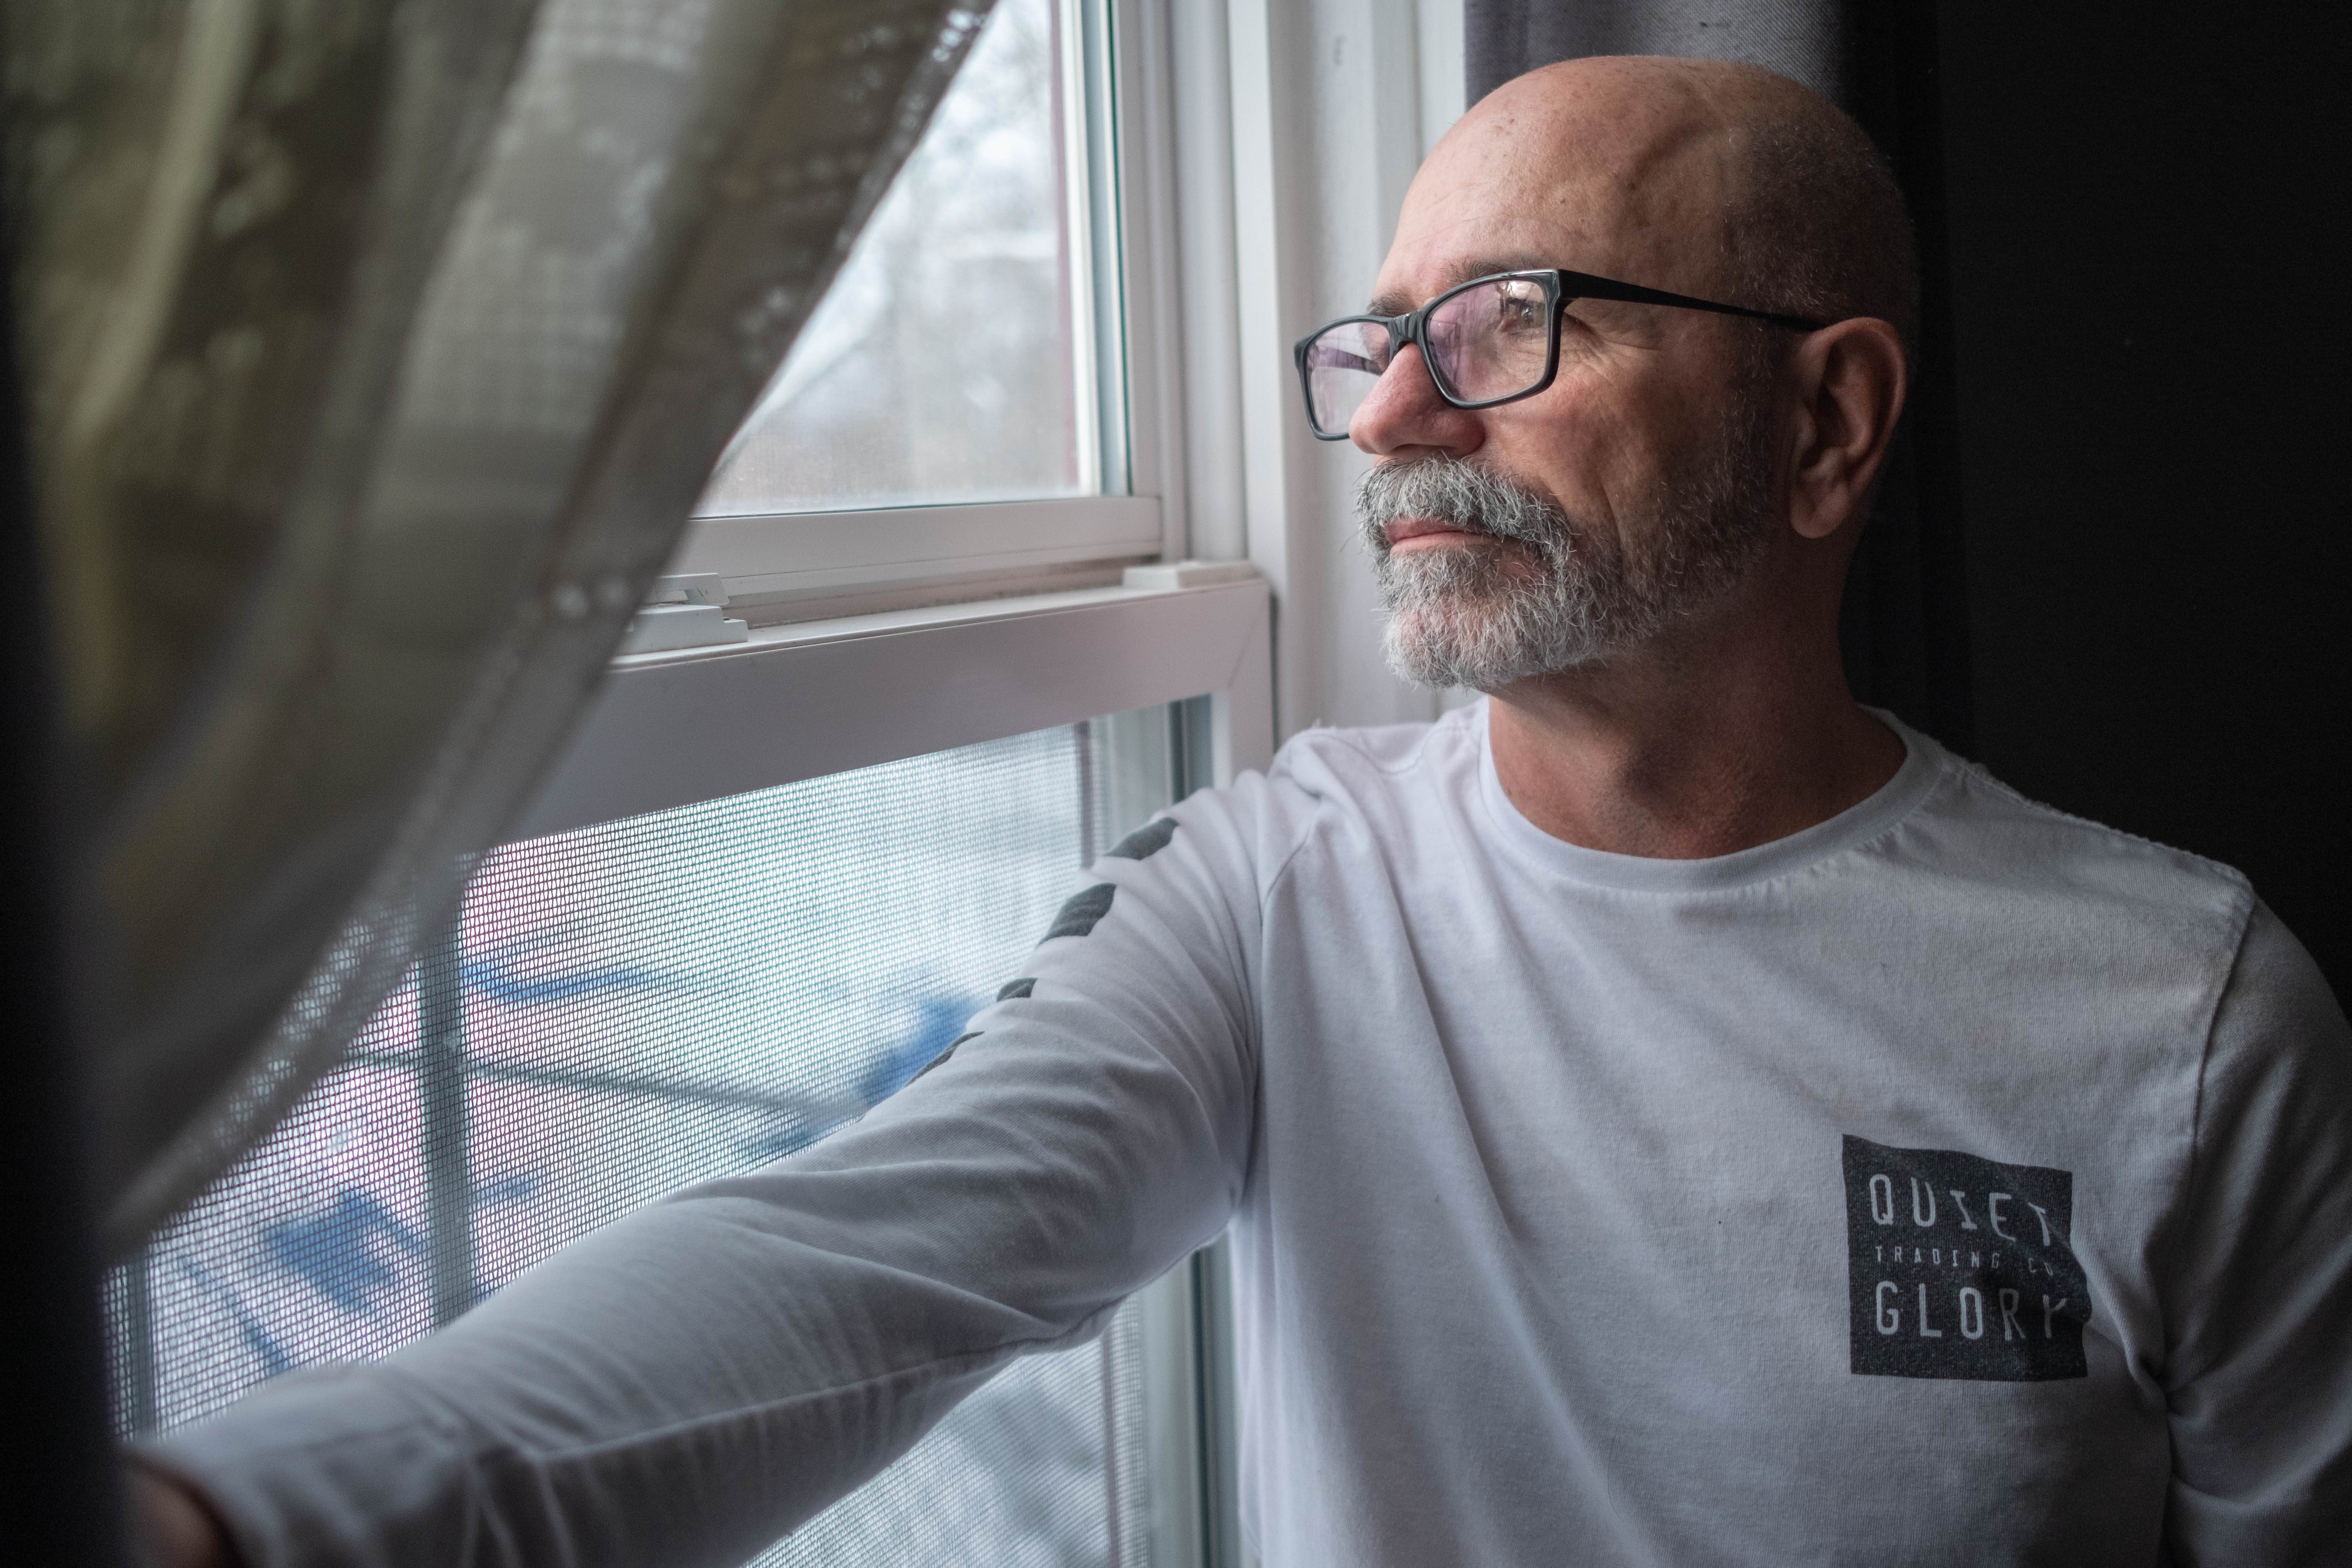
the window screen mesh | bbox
[108,716,1172,1565]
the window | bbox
[113,713,1179,1563]
[699,0,1096,515]
[107,2,1264,1563]
[671,0,1166,631]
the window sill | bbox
[671,496,1167,626]
[508,567,1270,843]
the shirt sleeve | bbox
[138,785,1272,1568]
[2161,899,2352,1565]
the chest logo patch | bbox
[1841,1135,2088,1381]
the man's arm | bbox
[133,791,1269,1568]
[2162,899,2352,1563]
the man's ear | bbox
[1786,317,1908,542]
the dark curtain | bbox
[1464,0,1976,753]
[1927,4,2349,995]
[1466,0,1850,101]
[0,195,119,1568]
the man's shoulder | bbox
[1144,711,1471,897]
[1159,710,1476,887]
[1905,739,2256,953]
[1265,705,1476,792]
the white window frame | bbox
[511,568,1270,841]
[516,0,1276,863]
[667,0,1190,629]
[661,496,1167,626]
[515,0,1278,847]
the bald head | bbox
[1357,56,1920,697]
[1417,56,1916,359]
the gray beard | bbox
[1355,403,1778,690]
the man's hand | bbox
[132,1466,236,1568]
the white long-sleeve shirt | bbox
[153,705,2352,1565]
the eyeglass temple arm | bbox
[1556,272,1826,333]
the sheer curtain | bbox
[9,0,1001,1254]
[5,0,996,1548]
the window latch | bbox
[617,573,748,656]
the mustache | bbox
[1353,455,1575,556]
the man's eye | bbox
[1495,292,1544,331]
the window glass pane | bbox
[695,0,1093,517]
[109,711,1182,1563]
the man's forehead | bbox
[1369,64,1737,312]
[1367,251,1561,318]
[1370,165,1676,315]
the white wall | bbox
[1163,0,1466,741]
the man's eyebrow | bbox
[1365,257,1558,318]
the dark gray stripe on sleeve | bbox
[1043,884,1115,941]
[1107,816,1177,861]
[911,1031,980,1083]
[995,977,1035,1002]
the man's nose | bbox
[1347,343,1486,459]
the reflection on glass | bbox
[696,0,1091,516]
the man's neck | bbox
[1484,619,1905,860]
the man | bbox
[142,57,2350,1566]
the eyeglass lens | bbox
[1302,276,1553,436]
[1302,321,1392,436]
[1426,276,1551,404]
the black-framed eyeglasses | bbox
[1292,269,1827,440]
